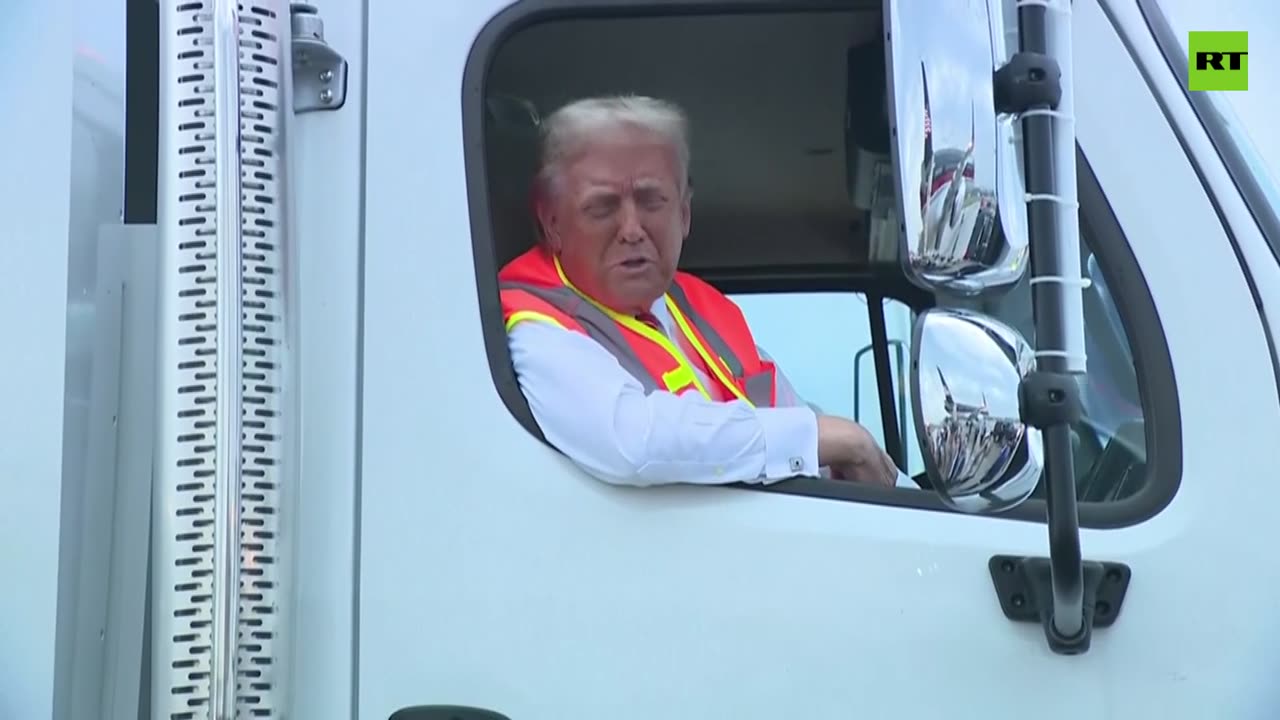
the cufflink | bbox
[788,456,804,473]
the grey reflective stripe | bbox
[500,280,661,393]
[667,282,776,406]
[665,282,745,376]
[743,372,774,407]
[501,279,775,405]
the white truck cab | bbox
[4,0,1279,718]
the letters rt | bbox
[1188,31,1249,91]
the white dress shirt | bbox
[507,295,828,487]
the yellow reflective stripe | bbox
[660,364,699,394]
[664,297,753,407]
[552,255,713,401]
[505,310,566,332]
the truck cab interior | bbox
[480,7,917,296]
[471,4,1148,506]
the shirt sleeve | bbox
[757,343,924,486]
[506,319,821,487]
[754,343,825,414]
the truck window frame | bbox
[462,0,1182,530]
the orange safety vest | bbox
[499,246,779,407]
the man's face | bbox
[537,126,691,315]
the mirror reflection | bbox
[911,308,1043,513]
[885,0,1028,295]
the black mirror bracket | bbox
[987,2,1132,656]
[989,554,1132,655]
[993,50,1062,115]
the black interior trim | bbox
[703,267,934,309]
[867,293,905,467]
[124,0,158,225]
[463,1,1182,530]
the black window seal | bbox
[462,0,1182,530]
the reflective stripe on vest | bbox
[501,276,771,407]
[665,282,743,376]
[501,280,715,399]
[545,256,761,406]
[504,310,566,332]
[663,281,774,406]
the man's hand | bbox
[816,415,899,487]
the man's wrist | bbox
[815,414,853,468]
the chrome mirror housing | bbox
[911,308,1043,513]
[884,0,1029,296]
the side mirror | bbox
[884,0,1028,296]
[911,308,1043,513]
[887,0,1124,658]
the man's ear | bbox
[680,187,693,238]
[534,197,560,253]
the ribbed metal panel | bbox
[232,2,293,718]
[153,2,294,718]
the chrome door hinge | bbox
[291,2,348,112]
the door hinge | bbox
[290,2,348,113]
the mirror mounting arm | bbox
[1015,372,1092,653]
[985,0,1132,657]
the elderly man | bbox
[499,94,899,487]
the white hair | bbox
[534,95,691,201]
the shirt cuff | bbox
[755,406,820,483]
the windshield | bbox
[1142,0,1280,240]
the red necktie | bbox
[634,312,663,331]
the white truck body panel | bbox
[354,1,1280,718]
[3,0,1278,718]
[1,3,75,718]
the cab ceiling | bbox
[485,10,885,270]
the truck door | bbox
[65,0,1278,718]
[349,0,1280,717]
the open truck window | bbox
[464,2,1180,528]
[732,220,1148,504]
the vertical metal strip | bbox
[235,3,297,716]
[211,1,244,717]
[156,3,292,716]
[154,2,223,717]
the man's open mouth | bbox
[620,258,649,269]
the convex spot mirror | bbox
[910,308,1043,513]
[884,0,1029,296]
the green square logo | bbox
[1188,31,1249,91]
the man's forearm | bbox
[610,393,821,486]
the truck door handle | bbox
[389,706,512,720]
